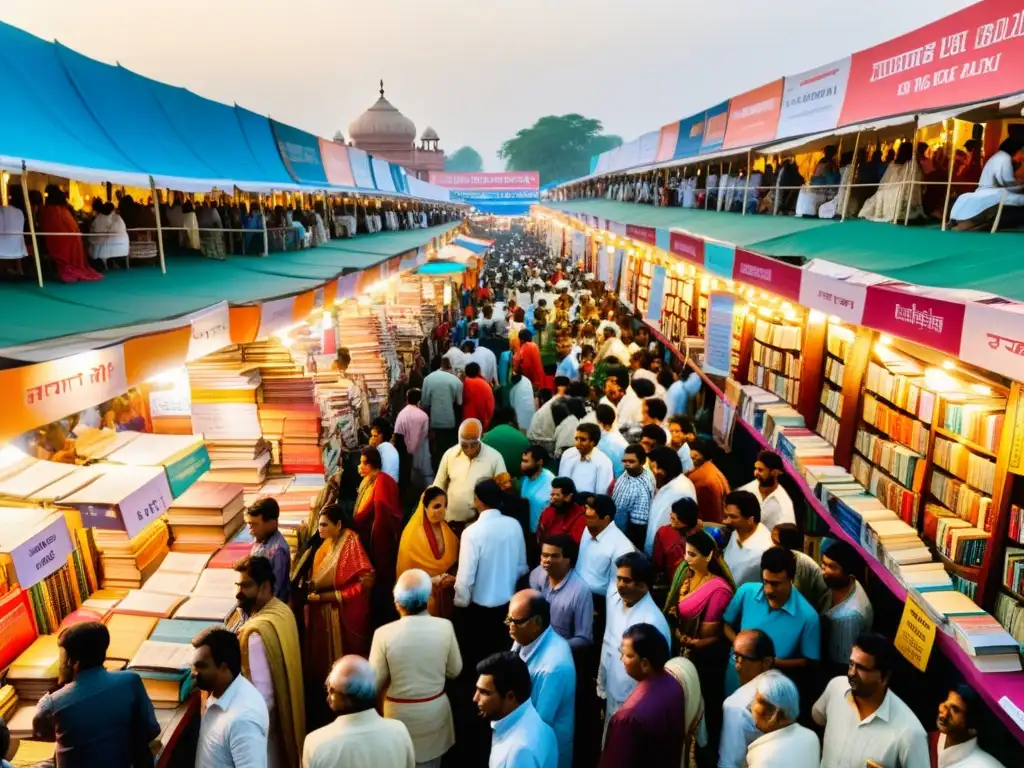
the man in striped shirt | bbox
[611,445,656,550]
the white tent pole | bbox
[21,162,43,287]
[150,176,166,274]
[940,121,959,232]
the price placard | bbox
[894,594,936,672]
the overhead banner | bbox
[674,112,707,159]
[429,172,540,215]
[959,302,1024,383]
[259,296,297,338]
[0,345,128,443]
[669,231,705,266]
[270,119,327,185]
[348,146,375,189]
[776,58,852,139]
[723,80,784,149]
[187,302,231,362]
[700,102,730,152]
[319,139,356,187]
[840,0,1024,125]
[371,157,397,192]
[637,130,661,166]
[863,285,966,356]
[655,122,680,163]
[733,249,802,302]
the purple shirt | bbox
[252,529,291,603]
[600,672,686,768]
[529,567,594,649]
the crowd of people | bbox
[553,125,1024,231]
[21,227,1009,768]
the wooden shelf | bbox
[929,542,984,581]
[1000,584,1024,604]
[934,426,999,459]
[864,387,927,423]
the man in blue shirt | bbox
[519,446,555,536]
[722,546,821,697]
[554,335,580,382]
[247,497,292,603]
[33,622,160,768]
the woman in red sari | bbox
[305,503,374,714]
[353,446,403,625]
[38,188,102,283]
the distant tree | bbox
[445,146,484,172]
[498,114,622,184]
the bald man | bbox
[370,570,462,768]
[433,419,508,526]
[507,590,576,768]
[302,655,415,768]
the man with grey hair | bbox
[747,670,819,767]
[369,570,462,768]
[434,418,508,526]
[302,655,415,768]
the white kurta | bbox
[950,150,1024,221]
[746,723,820,768]
[369,613,463,763]
[643,474,697,555]
[302,709,415,768]
[935,735,1006,768]
[598,592,671,718]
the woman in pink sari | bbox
[353,446,403,624]
[665,529,734,753]
[38,188,102,283]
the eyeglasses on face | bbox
[504,614,535,626]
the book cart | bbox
[549,209,1024,748]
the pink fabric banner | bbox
[319,139,355,187]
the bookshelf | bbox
[635,258,654,319]
[661,273,694,344]
[816,323,853,447]
[746,314,803,407]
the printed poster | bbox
[894,595,936,672]
[700,101,730,152]
[674,112,707,159]
[776,58,852,139]
[646,265,668,328]
[704,293,736,377]
[840,0,1024,125]
[723,80,785,149]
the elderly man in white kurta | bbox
[369,570,463,768]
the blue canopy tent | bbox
[415,261,467,275]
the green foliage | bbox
[444,146,484,172]
[498,114,622,184]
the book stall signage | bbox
[625,224,657,246]
[8,513,74,589]
[776,58,852,138]
[74,471,173,540]
[894,594,937,672]
[0,345,128,444]
[645,266,668,329]
[704,242,736,279]
[960,302,1024,384]
[669,231,705,267]
[704,293,736,377]
[187,302,231,362]
[863,286,966,356]
[798,267,868,325]
[258,296,297,338]
[733,249,802,302]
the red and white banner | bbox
[840,0,1024,125]
[863,285,966,355]
[733,249,803,302]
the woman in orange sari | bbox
[38,188,102,283]
[305,502,374,671]
[396,487,459,618]
[353,446,403,624]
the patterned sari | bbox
[353,471,403,621]
[305,530,374,682]
[396,497,459,618]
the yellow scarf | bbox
[240,597,306,768]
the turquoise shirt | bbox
[513,628,576,768]
[722,582,821,695]
[520,469,555,533]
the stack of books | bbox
[104,612,159,666]
[337,309,393,421]
[110,589,188,619]
[949,613,1022,672]
[167,482,245,553]
[91,518,170,590]
[7,635,60,701]
[994,592,1024,647]
[59,464,173,542]
[128,638,198,708]
[141,552,212,595]
[100,433,209,499]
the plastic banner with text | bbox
[776,58,852,139]
[673,112,707,160]
[723,80,784,149]
[839,0,1024,125]
[319,139,356,188]
[700,101,730,152]
[371,157,397,193]
[430,172,540,215]
[270,119,328,185]
[347,146,375,190]
[655,122,680,163]
[637,130,661,166]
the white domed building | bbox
[344,81,444,179]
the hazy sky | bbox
[4,0,976,170]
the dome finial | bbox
[380,79,385,98]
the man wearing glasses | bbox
[434,418,507,531]
[719,630,776,768]
[812,632,929,768]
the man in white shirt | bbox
[191,627,270,768]
[577,494,635,598]
[813,632,929,768]
[739,450,796,531]
[722,490,774,587]
[747,671,820,768]
[302,656,415,768]
[470,343,500,389]
[369,570,462,768]
[0,204,27,261]
[720,630,777,768]
[434,420,508,525]
[594,403,626,477]
[509,374,536,435]
[643,446,697,556]
[558,423,614,495]
[473,652,558,768]
[443,341,473,375]
[934,684,1006,768]
[598,551,671,723]
[454,478,528,671]
[370,418,401,483]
